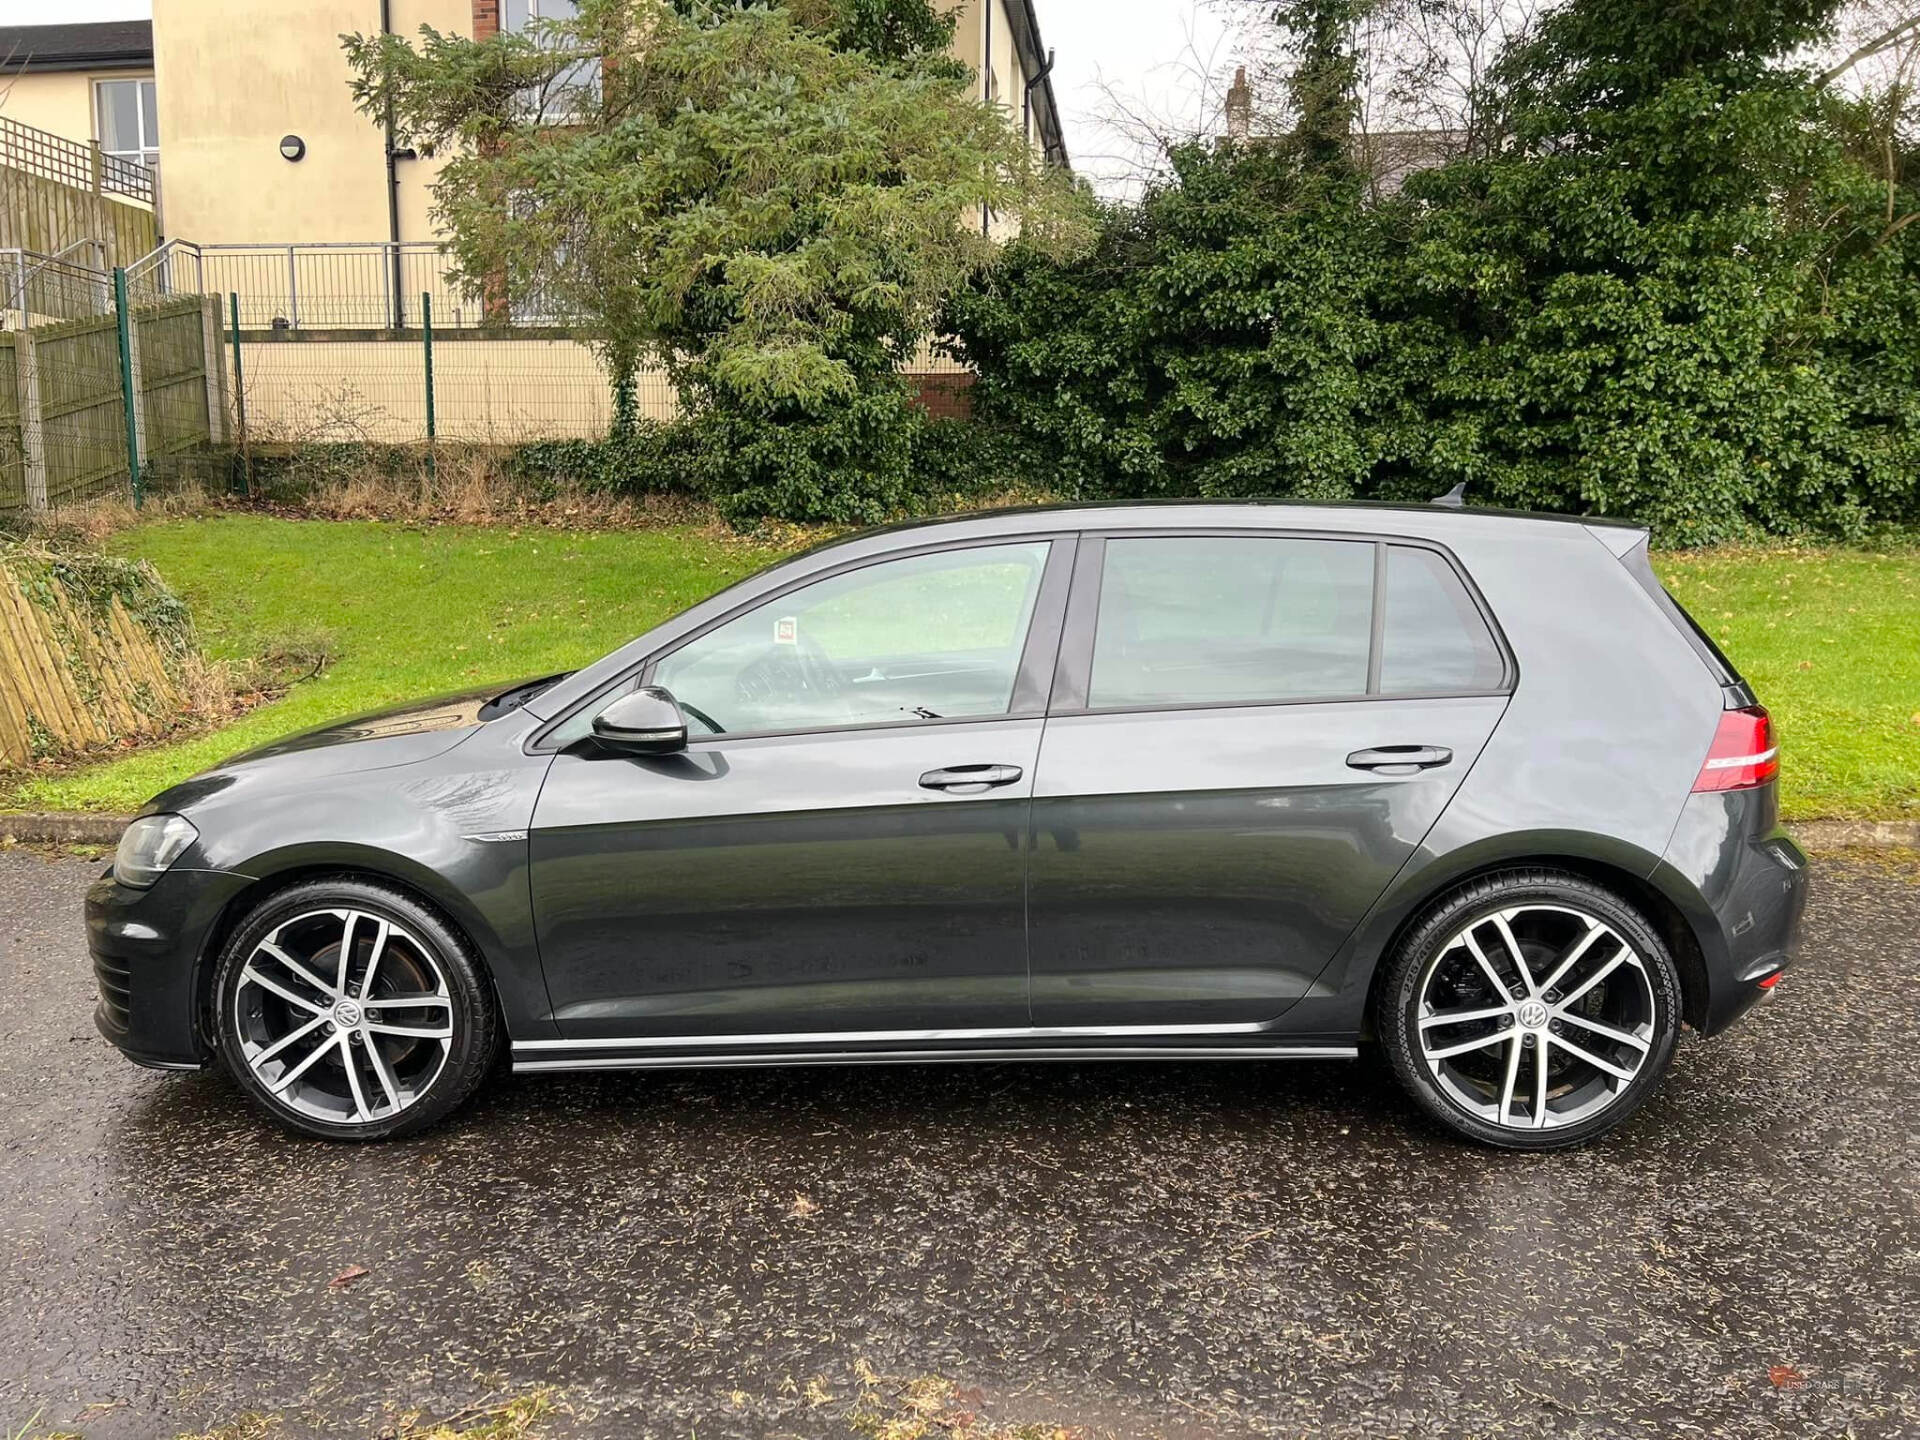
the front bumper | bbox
[87,865,255,1069]
[1653,787,1811,1036]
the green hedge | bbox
[943,2,1920,545]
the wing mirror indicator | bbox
[591,686,689,756]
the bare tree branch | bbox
[1819,9,1920,85]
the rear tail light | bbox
[1692,705,1778,793]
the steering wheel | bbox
[793,632,847,702]
[732,634,851,719]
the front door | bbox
[1027,532,1512,1029]
[529,536,1071,1041]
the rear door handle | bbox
[1346,745,1453,774]
[919,763,1024,794]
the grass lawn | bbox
[1656,545,1920,822]
[7,515,787,814]
[6,517,1915,822]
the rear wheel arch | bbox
[1365,852,1712,1034]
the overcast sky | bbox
[0,0,1230,198]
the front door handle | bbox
[1346,745,1453,774]
[919,763,1024,794]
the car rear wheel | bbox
[1376,870,1683,1150]
[212,878,499,1141]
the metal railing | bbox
[124,237,201,305]
[0,115,155,206]
[172,242,573,331]
[2,245,115,326]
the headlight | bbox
[114,814,199,889]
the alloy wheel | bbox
[232,907,455,1127]
[1414,903,1658,1131]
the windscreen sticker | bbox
[774,616,798,645]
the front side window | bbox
[651,542,1052,736]
[1090,536,1376,708]
[95,79,159,168]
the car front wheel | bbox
[1376,870,1683,1150]
[212,878,499,1141]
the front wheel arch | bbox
[193,861,510,1057]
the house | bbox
[0,21,159,175]
[1221,65,1464,198]
[143,0,1063,250]
[0,3,1064,449]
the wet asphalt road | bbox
[1,851,1916,1439]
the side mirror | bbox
[591,686,688,756]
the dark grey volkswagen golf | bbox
[88,502,1808,1148]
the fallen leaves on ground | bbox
[850,1364,1083,1440]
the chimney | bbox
[1225,66,1251,141]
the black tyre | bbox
[1375,869,1683,1150]
[211,876,500,1141]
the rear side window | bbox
[1089,536,1375,707]
[1379,545,1506,694]
[1083,535,1508,711]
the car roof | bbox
[798,498,1647,557]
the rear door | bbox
[1026,531,1512,1029]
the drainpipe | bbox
[1023,46,1055,149]
[980,0,992,236]
[382,0,406,328]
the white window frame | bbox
[93,76,159,168]
[503,0,598,125]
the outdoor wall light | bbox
[279,135,306,162]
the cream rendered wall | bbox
[945,0,1025,117]
[238,339,675,443]
[0,71,104,146]
[946,0,1031,241]
[391,0,469,246]
[152,0,468,245]
[1,68,159,152]
[153,0,1032,249]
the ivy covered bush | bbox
[949,0,1920,545]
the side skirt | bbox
[512,1043,1359,1074]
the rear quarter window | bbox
[1379,546,1507,694]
